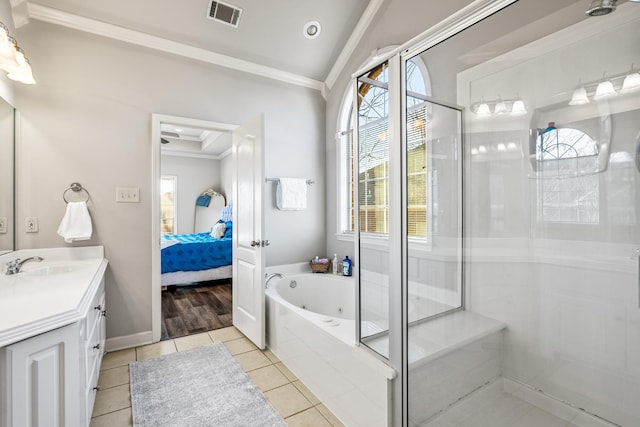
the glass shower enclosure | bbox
[354,0,640,426]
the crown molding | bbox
[324,0,385,91]
[25,3,325,92]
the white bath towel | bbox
[276,177,307,211]
[57,201,93,243]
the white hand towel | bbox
[276,177,307,211]
[57,201,93,243]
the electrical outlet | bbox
[116,187,140,203]
[0,217,6,234]
[25,217,38,233]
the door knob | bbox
[250,240,260,247]
[261,240,270,247]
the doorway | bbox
[151,114,238,343]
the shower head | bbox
[586,0,617,16]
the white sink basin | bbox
[21,264,78,276]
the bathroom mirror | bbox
[0,96,14,254]
[527,101,612,178]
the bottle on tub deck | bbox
[332,254,339,275]
[342,255,352,276]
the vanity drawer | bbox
[85,292,105,384]
[85,359,100,424]
[85,280,105,339]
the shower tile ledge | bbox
[407,310,506,367]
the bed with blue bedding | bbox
[160,224,233,286]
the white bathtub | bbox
[265,271,395,427]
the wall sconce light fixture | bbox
[471,96,527,117]
[0,21,35,84]
[569,66,639,106]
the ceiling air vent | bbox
[208,1,242,28]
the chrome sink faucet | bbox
[5,256,44,275]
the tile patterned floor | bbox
[90,326,345,427]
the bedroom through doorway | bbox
[152,115,238,341]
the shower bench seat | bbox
[407,310,506,425]
[407,309,506,367]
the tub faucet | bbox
[5,256,44,275]
[264,272,283,288]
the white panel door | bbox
[232,114,266,349]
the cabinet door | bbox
[4,323,80,427]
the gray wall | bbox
[219,154,233,206]
[160,155,220,234]
[14,20,326,340]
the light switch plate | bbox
[25,217,38,233]
[116,187,140,203]
[0,217,6,233]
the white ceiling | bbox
[160,123,232,159]
[15,0,372,83]
[12,0,376,157]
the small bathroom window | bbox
[161,175,177,235]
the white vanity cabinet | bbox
[0,247,108,427]
[82,277,107,424]
[1,322,81,427]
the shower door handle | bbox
[632,248,640,308]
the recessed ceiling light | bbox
[174,128,183,132]
[303,21,321,39]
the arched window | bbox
[337,55,430,236]
[537,125,599,223]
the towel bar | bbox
[63,182,91,203]
[265,177,314,185]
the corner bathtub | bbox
[265,272,395,427]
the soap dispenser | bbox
[332,254,339,275]
[342,255,352,276]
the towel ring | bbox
[63,182,91,203]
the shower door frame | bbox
[350,1,520,426]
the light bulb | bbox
[0,32,18,68]
[7,60,35,84]
[568,86,590,106]
[6,48,35,84]
[594,78,617,100]
[476,102,491,117]
[494,99,508,115]
[510,99,527,115]
[621,71,640,94]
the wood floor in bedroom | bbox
[161,281,233,340]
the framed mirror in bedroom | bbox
[194,188,226,233]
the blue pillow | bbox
[196,194,211,207]
[223,221,232,238]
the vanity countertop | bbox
[0,246,108,347]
